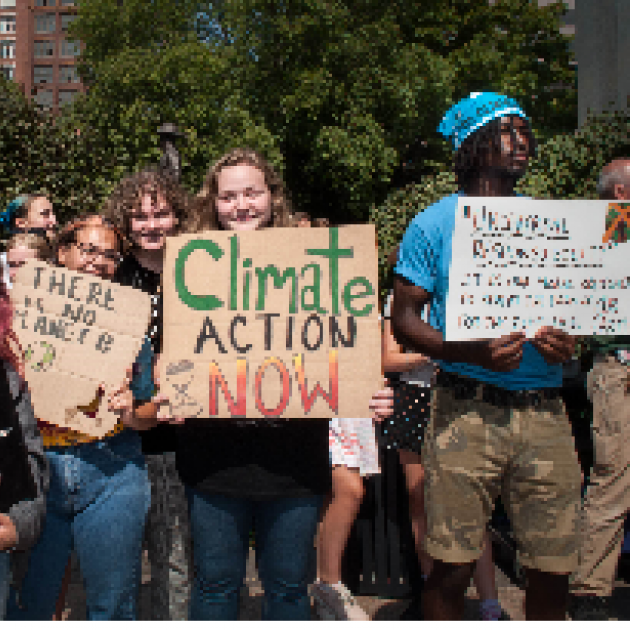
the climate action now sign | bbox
[161,226,381,419]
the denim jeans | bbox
[6,430,150,620]
[186,488,322,620]
[0,552,9,620]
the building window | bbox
[59,65,78,83]
[35,0,56,6]
[0,0,16,8]
[61,0,75,5]
[60,14,76,33]
[0,40,15,60]
[34,65,53,84]
[34,89,54,110]
[34,40,55,58]
[58,90,78,107]
[0,16,16,34]
[60,39,80,57]
[1,65,14,81]
[35,14,56,34]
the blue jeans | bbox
[7,430,150,620]
[186,488,322,620]
[0,552,10,620]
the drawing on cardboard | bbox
[165,360,204,418]
[25,341,56,372]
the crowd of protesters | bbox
[0,91,627,622]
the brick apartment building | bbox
[0,0,86,114]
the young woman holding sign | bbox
[155,148,393,621]
[6,215,153,621]
[101,168,194,621]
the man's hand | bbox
[476,332,526,372]
[0,513,18,551]
[530,327,575,365]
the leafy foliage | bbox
[0,76,118,229]
[202,0,576,221]
[517,109,630,200]
[61,40,283,197]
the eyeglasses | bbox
[74,243,122,266]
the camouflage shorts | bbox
[423,384,582,574]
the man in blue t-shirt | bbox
[392,92,582,620]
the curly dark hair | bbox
[453,117,537,191]
[189,148,294,233]
[100,167,190,246]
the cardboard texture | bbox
[162,226,381,419]
[12,260,152,437]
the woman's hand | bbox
[151,392,186,425]
[0,513,18,551]
[106,368,137,429]
[151,352,185,425]
[369,384,395,423]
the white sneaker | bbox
[310,579,370,621]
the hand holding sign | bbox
[106,367,136,429]
[480,332,526,372]
[530,327,576,365]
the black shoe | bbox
[568,595,611,621]
[400,594,423,621]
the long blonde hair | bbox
[189,148,293,233]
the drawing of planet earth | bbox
[25,341,56,372]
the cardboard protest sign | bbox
[161,226,381,419]
[445,198,630,340]
[12,260,152,437]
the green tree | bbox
[70,0,203,82]
[67,0,576,222]
[200,0,576,221]
[0,75,119,227]
[59,39,283,198]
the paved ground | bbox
[57,548,630,621]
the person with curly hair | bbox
[101,167,193,621]
[6,214,151,621]
[155,147,393,621]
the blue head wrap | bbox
[438,92,528,151]
[0,195,29,232]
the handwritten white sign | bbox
[445,198,630,341]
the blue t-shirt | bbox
[395,193,562,390]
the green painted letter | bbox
[175,239,224,311]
